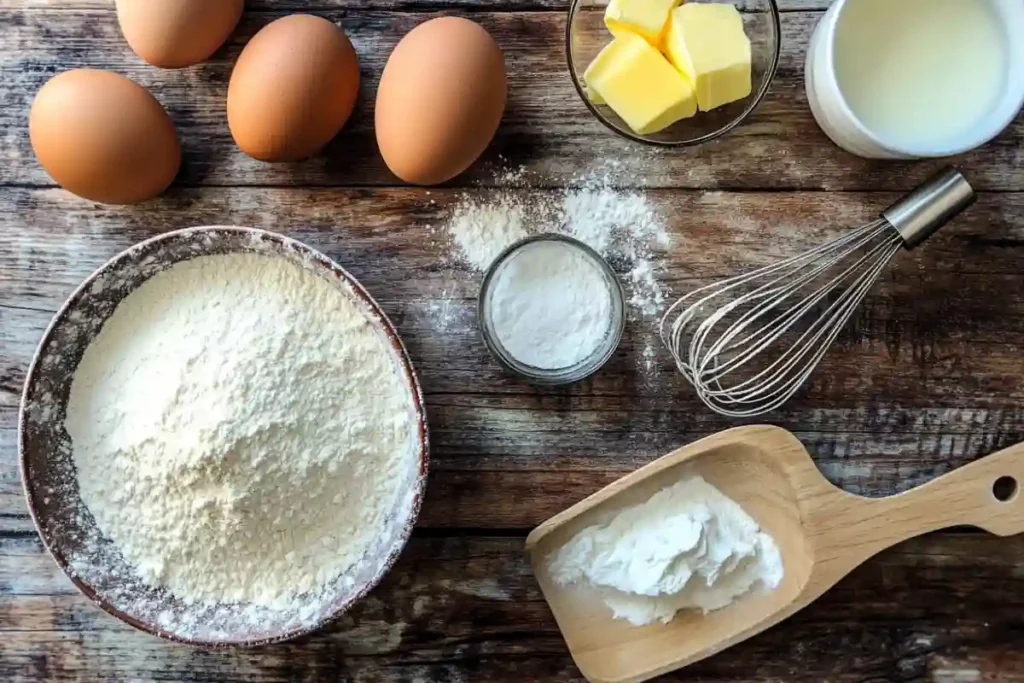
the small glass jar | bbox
[478,234,625,385]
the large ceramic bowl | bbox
[18,226,429,647]
[566,0,781,146]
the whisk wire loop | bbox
[661,220,903,417]
[702,233,901,414]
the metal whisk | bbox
[661,167,977,417]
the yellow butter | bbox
[584,82,605,105]
[584,32,697,135]
[665,3,752,111]
[604,0,682,47]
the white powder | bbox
[548,475,784,626]
[442,168,671,321]
[449,194,528,269]
[488,240,613,370]
[561,186,667,255]
[65,253,419,610]
[560,185,671,318]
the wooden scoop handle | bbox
[815,441,1024,558]
[806,441,1024,594]
[875,440,1024,538]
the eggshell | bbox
[29,69,181,205]
[227,15,360,162]
[115,0,244,69]
[375,17,507,186]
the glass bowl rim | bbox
[564,0,783,147]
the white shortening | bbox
[547,475,784,626]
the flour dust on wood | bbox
[434,164,674,378]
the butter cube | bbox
[665,3,752,111]
[584,32,698,135]
[604,0,683,47]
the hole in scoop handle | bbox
[883,167,977,250]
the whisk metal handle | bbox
[882,167,976,250]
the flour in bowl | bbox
[65,253,420,610]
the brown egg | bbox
[29,69,181,205]
[375,17,507,186]
[115,0,244,69]
[227,14,360,162]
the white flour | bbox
[560,185,670,318]
[65,253,418,610]
[488,240,613,369]
[449,194,528,268]
[548,476,784,626]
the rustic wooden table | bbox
[3,1,1024,681]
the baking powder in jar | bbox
[480,235,623,381]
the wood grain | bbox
[3,188,1023,404]
[5,532,1024,682]
[0,1,864,13]
[1,8,1022,190]
[3,187,1024,536]
[4,0,1024,679]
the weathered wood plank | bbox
[2,187,1024,528]
[1,10,1022,191]
[3,533,1024,681]
[3,187,1023,402]
[5,398,1024,528]
[0,1,847,13]
[2,418,1024,530]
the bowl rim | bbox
[18,225,430,648]
[565,0,782,147]
[477,233,626,385]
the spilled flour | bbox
[448,195,528,268]
[436,164,673,376]
[560,186,671,318]
[65,253,421,625]
[443,173,671,319]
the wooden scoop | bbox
[525,425,1024,683]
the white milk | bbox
[833,0,1008,150]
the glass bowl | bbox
[566,0,781,146]
[478,234,625,386]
